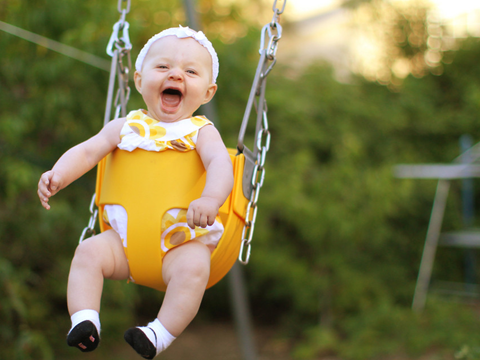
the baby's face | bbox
[134,36,217,123]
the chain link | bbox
[79,194,98,243]
[272,0,286,16]
[117,0,131,14]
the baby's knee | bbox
[163,241,211,286]
[73,237,107,264]
[184,257,210,280]
[72,231,128,279]
[171,253,210,286]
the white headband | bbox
[135,26,219,84]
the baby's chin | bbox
[149,109,194,123]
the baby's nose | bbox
[168,68,183,80]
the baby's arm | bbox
[38,118,125,210]
[187,125,234,229]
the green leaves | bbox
[3,0,480,359]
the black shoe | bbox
[124,327,157,359]
[67,320,100,352]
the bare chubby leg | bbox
[67,229,130,315]
[159,240,212,336]
[123,240,211,359]
[66,230,129,352]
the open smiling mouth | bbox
[161,88,183,110]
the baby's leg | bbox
[124,240,211,359]
[160,240,211,335]
[67,230,129,352]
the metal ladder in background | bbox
[394,136,480,311]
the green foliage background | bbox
[1,0,480,359]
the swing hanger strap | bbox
[237,51,267,153]
[104,44,132,124]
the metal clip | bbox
[79,194,98,244]
[106,20,132,57]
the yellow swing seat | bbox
[95,147,249,292]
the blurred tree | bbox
[350,0,454,88]
[0,0,269,358]
[246,37,480,359]
[2,0,480,359]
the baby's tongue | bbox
[162,91,181,108]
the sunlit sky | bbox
[287,0,480,21]
[286,0,340,21]
[275,0,480,81]
[434,0,480,18]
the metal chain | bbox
[238,0,284,264]
[79,194,99,243]
[239,108,270,264]
[260,1,283,77]
[79,1,132,243]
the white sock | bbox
[139,319,176,356]
[70,309,101,335]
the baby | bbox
[37,26,234,359]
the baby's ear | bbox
[134,71,143,94]
[202,83,218,104]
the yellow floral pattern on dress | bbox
[160,209,210,253]
[119,109,212,152]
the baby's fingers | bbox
[187,207,209,229]
[38,171,51,192]
[38,171,58,210]
[186,207,196,229]
[47,172,62,194]
[38,189,51,210]
[197,213,209,228]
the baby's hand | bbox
[187,197,220,229]
[37,170,62,210]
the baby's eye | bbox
[157,64,168,69]
[186,69,197,75]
